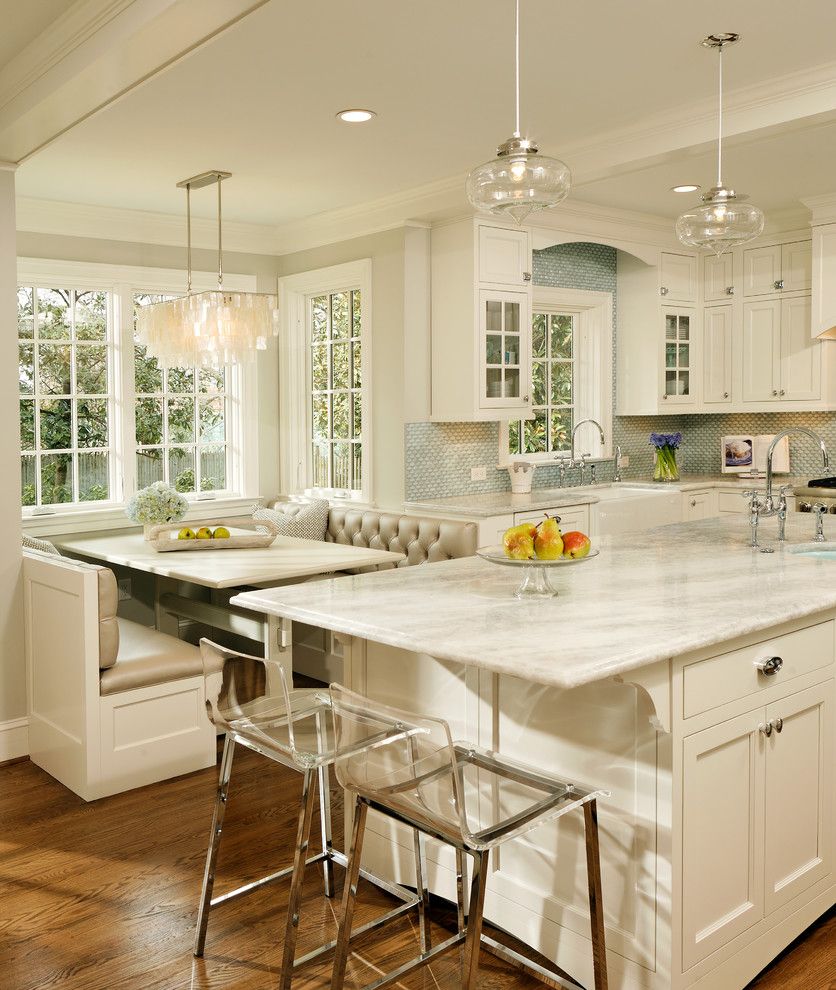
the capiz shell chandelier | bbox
[675,34,764,256]
[465,0,571,224]
[136,171,279,367]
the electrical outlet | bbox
[470,465,487,482]
[117,577,132,602]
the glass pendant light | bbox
[466,0,570,224]
[136,171,279,367]
[676,34,764,256]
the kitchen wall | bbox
[405,242,836,501]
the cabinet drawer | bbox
[683,619,835,718]
[514,504,589,534]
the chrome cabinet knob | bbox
[799,502,813,512]
[726,286,735,295]
[662,394,668,400]
[754,656,783,676]
[523,394,529,402]
[690,498,697,507]
[723,391,729,398]
[660,286,669,296]
[774,717,784,733]
[759,721,773,737]
[523,271,532,282]
[780,389,785,396]
[773,279,784,290]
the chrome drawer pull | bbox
[774,717,784,733]
[759,721,773,737]
[754,655,783,676]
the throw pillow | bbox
[253,499,330,541]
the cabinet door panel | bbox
[682,711,764,970]
[781,240,812,293]
[764,682,833,915]
[514,503,589,534]
[478,289,530,411]
[478,225,529,285]
[742,300,780,401]
[703,305,733,403]
[744,245,782,297]
[704,253,734,302]
[780,295,820,401]
[661,252,697,302]
[662,307,696,403]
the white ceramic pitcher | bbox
[509,461,535,494]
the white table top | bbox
[53,530,404,589]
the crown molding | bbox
[16,196,280,256]
[801,193,836,225]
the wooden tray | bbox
[147,518,281,552]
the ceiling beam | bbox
[0,0,270,163]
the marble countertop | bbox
[232,513,836,691]
[404,475,806,518]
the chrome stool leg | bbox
[455,848,468,933]
[331,795,369,990]
[194,734,235,957]
[413,828,432,953]
[279,769,317,990]
[462,849,489,990]
[317,762,335,898]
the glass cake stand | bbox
[477,546,599,599]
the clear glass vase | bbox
[653,445,680,482]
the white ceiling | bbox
[0,1,76,71]
[15,0,836,228]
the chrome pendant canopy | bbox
[136,171,279,367]
[676,34,764,256]
[466,0,571,224]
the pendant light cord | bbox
[185,184,192,296]
[716,42,724,188]
[514,0,521,138]
[217,173,224,291]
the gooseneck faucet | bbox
[570,418,606,482]
[765,427,828,513]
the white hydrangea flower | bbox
[126,483,189,525]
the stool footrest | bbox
[293,898,418,969]
[208,852,329,909]
[359,932,466,990]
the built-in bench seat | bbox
[23,550,215,801]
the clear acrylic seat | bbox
[194,640,420,990]
[329,683,610,990]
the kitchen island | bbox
[232,515,835,990]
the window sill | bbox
[497,453,614,469]
[22,495,259,538]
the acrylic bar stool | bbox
[329,684,610,990]
[193,640,422,988]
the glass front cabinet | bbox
[662,306,696,405]
[479,289,531,412]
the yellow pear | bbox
[195,527,213,540]
[213,526,230,539]
[534,515,564,560]
[502,523,536,560]
[177,527,195,540]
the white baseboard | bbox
[0,717,29,761]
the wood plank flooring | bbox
[1,746,833,990]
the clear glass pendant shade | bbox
[466,142,571,224]
[136,290,279,368]
[676,189,764,257]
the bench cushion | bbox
[99,618,203,696]
[326,508,477,567]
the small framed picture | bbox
[722,435,753,473]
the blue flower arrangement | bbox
[126,481,188,526]
[650,432,682,481]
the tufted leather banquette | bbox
[268,503,477,570]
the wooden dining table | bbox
[53,528,404,663]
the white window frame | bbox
[499,286,613,465]
[278,259,373,504]
[17,258,259,527]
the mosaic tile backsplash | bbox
[405,242,836,501]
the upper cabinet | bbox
[743,241,812,297]
[704,253,735,302]
[660,252,697,303]
[431,219,533,421]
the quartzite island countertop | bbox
[231,513,836,691]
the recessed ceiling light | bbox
[671,184,700,194]
[337,109,376,123]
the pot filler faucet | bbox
[744,427,829,550]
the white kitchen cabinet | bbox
[763,682,833,915]
[743,241,812,297]
[703,253,735,302]
[682,710,764,969]
[514,502,590,535]
[662,307,696,404]
[703,304,733,404]
[683,488,717,520]
[431,218,533,421]
[660,252,697,303]
[742,295,820,404]
[478,225,531,286]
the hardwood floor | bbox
[1,747,833,990]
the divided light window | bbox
[309,289,362,494]
[133,293,228,495]
[18,287,113,506]
[508,311,575,456]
